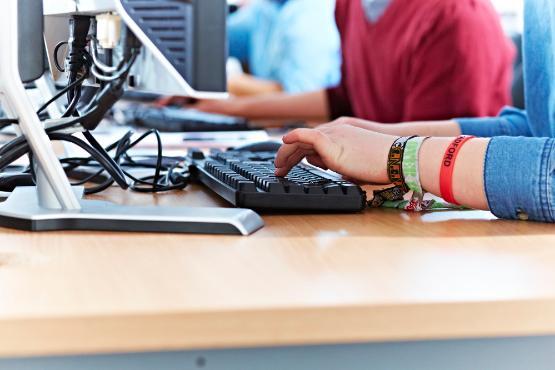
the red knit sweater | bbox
[326,0,515,123]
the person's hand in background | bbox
[154,96,191,108]
[153,95,245,117]
[274,120,397,184]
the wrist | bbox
[374,134,400,184]
[419,137,490,209]
[419,137,451,195]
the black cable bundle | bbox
[0,18,191,195]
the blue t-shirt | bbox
[228,0,341,93]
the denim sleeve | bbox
[484,137,555,222]
[456,107,532,137]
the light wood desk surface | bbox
[1,185,555,358]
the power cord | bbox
[0,129,190,194]
[0,20,190,196]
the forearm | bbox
[234,90,330,121]
[228,74,282,97]
[417,136,555,223]
[419,137,490,211]
[346,118,462,137]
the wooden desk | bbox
[1,185,555,369]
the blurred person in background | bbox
[226,0,341,96]
[185,0,515,125]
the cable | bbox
[0,23,179,195]
[0,118,18,125]
[36,73,89,115]
[82,130,128,189]
[90,52,137,82]
[0,127,189,194]
[0,118,18,130]
[49,133,131,187]
[53,41,69,72]
[62,87,82,118]
[90,37,120,73]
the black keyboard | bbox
[123,105,249,132]
[190,150,367,212]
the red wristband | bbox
[439,135,475,205]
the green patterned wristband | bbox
[402,137,429,194]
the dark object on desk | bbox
[0,173,34,192]
[191,149,367,212]
[232,140,282,153]
[124,105,250,132]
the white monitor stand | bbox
[0,0,263,235]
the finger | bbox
[282,129,335,160]
[276,148,314,176]
[279,128,344,174]
[274,138,316,167]
[275,143,304,168]
[282,128,325,145]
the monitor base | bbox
[0,187,264,235]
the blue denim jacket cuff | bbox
[484,137,555,222]
[456,107,531,138]
[456,117,501,137]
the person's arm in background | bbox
[274,123,555,223]
[335,107,532,138]
[194,89,330,121]
[192,0,344,122]
[227,74,283,96]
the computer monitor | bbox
[43,0,229,99]
[0,0,263,235]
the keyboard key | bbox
[268,183,286,193]
[238,181,257,192]
[341,184,361,196]
[304,185,325,195]
[323,184,343,195]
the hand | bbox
[327,116,381,131]
[154,96,190,108]
[274,122,398,184]
[192,98,245,117]
[155,96,246,117]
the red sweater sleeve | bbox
[326,0,353,119]
[403,1,515,121]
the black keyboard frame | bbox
[191,151,368,212]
